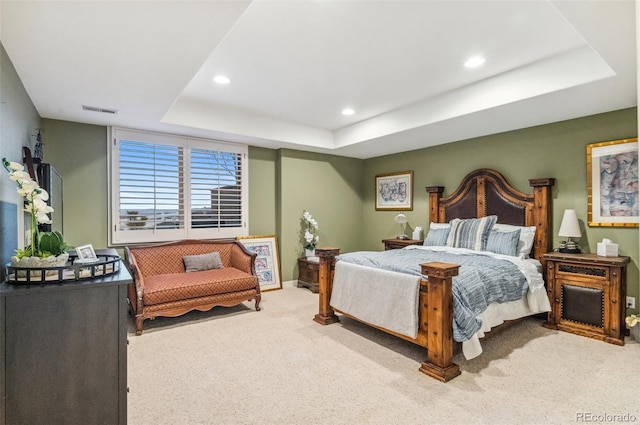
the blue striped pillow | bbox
[446,216,497,251]
[486,229,521,256]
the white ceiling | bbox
[1,0,637,159]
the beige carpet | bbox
[127,285,640,425]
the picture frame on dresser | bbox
[76,243,97,261]
[586,137,638,227]
[375,171,413,211]
[236,235,282,291]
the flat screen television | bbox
[37,163,63,233]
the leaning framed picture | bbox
[236,235,282,291]
[587,137,638,227]
[375,171,413,211]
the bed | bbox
[313,168,555,382]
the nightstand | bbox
[542,252,630,345]
[297,257,319,293]
[382,238,424,250]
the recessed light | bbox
[213,75,230,85]
[342,108,355,116]
[464,57,485,68]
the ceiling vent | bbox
[82,105,118,114]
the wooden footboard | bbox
[313,247,461,382]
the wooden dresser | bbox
[297,257,319,293]
[382,238,423,250]
[0,261,131,424]
[542,252,629,345]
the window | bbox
[109,128,248,245]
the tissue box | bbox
[597,242,618,257]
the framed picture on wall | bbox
[375,171,413,211]
[236,235,282,291]
[586,137,638,227]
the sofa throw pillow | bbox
[183,252,224,272]
[423,227,450,246]
[485,229,521,256]
[446,215,497,251]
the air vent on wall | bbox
[82,105,118,114]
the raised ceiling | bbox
[1,0,636,159]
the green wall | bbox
[0,42,42,273]
[277,149,363,283]
[41,120,108,251]
[247,147,278,236]
[363,108,639,307]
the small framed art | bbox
[375,171,413,211]
[75,244,98,261]
[587,137,638,227]
[236,235,282,291]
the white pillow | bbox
[429,222,450,230]
[492,223,536,257]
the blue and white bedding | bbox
[330,245,549,358]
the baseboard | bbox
[282,279,297,288]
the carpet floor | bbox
[127,285,640,425]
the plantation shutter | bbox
[118,140,184,233]
[190,147,243,229]
[110,127,248,245]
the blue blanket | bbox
[337,248,528,342]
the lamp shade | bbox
[394,213,408,224]
[558,209,581,238]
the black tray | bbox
[5,254,121,284]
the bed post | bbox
[426,186,445,223]
[419,262,461,382]
[528,178,555,261]
[313,247,341,325]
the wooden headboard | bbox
[426,168,555,261]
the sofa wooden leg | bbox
[135,316,144,335]
[255,294,262,311]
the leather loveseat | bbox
[125,239,261,335]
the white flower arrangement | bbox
[301,210,319,250]
[3,157,68,258]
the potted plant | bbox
[3,158,70,274]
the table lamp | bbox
[558,209,581,253]
[394,213,408,240]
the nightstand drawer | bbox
[555,262,610,282]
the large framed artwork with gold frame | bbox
[586,137,638,227]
